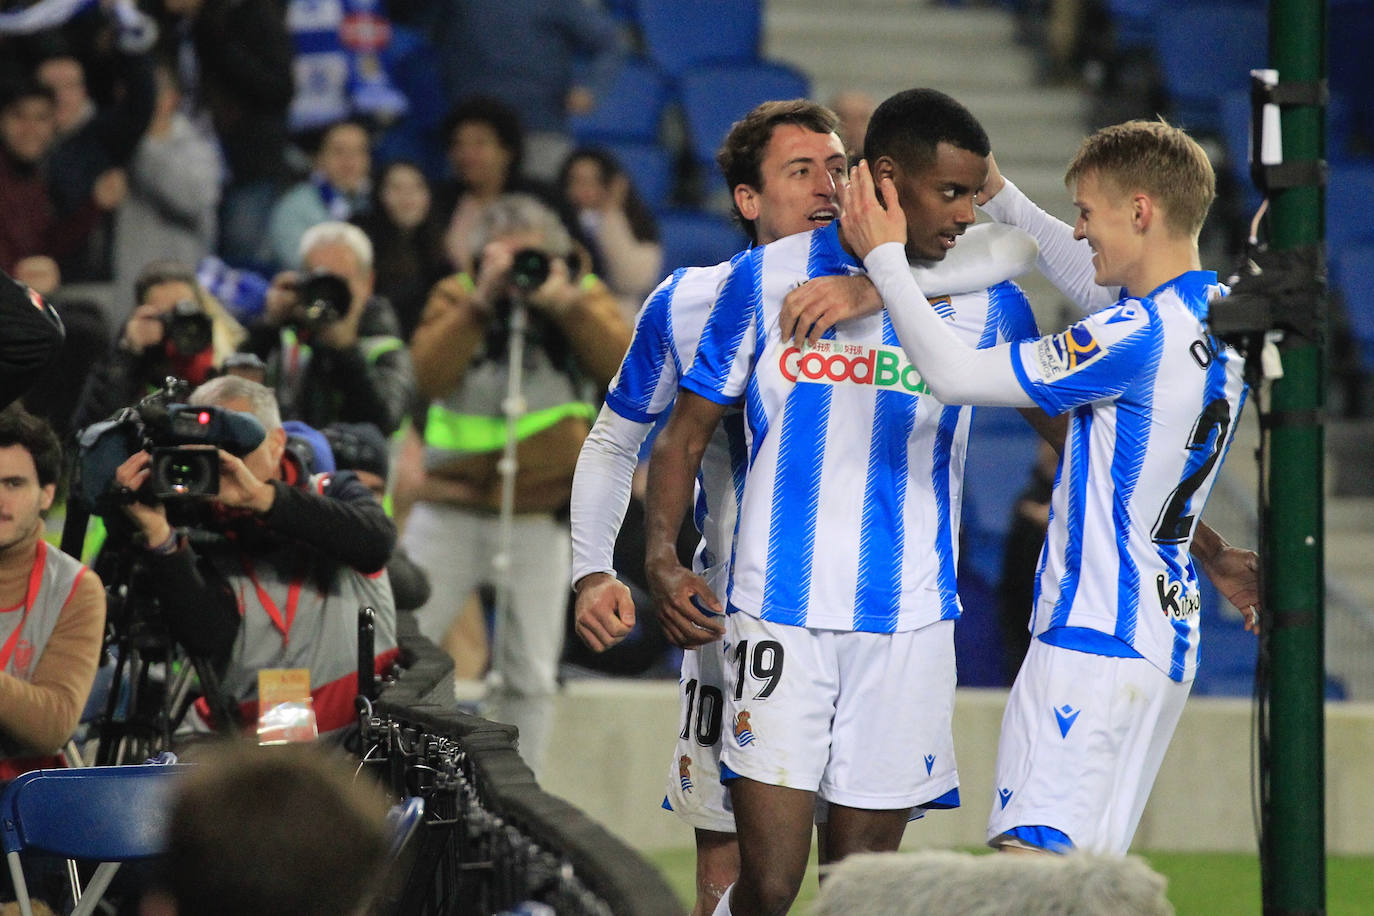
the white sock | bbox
[710,883,735,916]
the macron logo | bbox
[1054,704,1081,738]
[924,754,935,775]
[998,788,1013,809]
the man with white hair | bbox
[246,220,415,435]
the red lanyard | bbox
[239,555,304,646]
[0,540,46,672]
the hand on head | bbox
[838,160,908,260]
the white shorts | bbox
[718,613,958,812]
[987,637,1192,855]
[662,640,735,833]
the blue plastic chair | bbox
[569,57,672,146]
[1153,5,1267,130]
[634,0,760,79]
[656,208,750,270]
[1,759,187,916]
[679,61,811,172]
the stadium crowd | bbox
[0,0,1304,913]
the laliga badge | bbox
[256,668,317,745]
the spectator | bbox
[71,260,244,432]
[0,265,66,413]
[111,375,399,736]
[400,193,630,776]
[0,79,122,276]
[558,147,662,320]
[111,63,221,322]
[829,89,876,163]
[141,743,391,916]
[352,159,448,340]
[247,221,415,435]
[266,119,373,271]
[161,0,294,270]
[38,44,156,285]
[323,420,431,613]
[435,97,581,276]
[11,255,111,441]
[412,0,623,181]
[0,404,105,780]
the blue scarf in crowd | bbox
[287,0,408,133]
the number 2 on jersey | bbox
[1152,397,1231,544]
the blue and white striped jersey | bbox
[1009,271,1248,682]
[682,222,1038,633]
[604,259,748,578]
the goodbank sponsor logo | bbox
[778,340,930,396]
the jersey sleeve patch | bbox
[1013,297,1157,414]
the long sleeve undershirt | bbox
[569,404,650,586]
[865,242,1036,408]
[978,178,1117,315]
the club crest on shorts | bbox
[733,711,756,747]
[679,755,694,794]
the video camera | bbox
[72,379,267,515]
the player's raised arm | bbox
[841,161,1036,408]
[644,391,728,648]
[780,222,1039,349]
[978,152,1116,315]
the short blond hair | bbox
[1065,119,1215,238]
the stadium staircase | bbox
[763,0,1374,700]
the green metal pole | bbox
[1263,0,1326,912]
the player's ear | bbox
[733,182,761,222]
[871,155,897,185]
[1132,193,1153,233]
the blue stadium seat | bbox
[1326,164,1374,259]
[589,140,676,211]
[656,208,750,270]
[1216,90,1263,214]
[634,0,760,78]
[375,25,449,182]
[569,57,671,146]
[679,62,811,172]
[1105,0,1166,51]
[1329,243,1374,373]
[1330,0,1374,148]
[1154,5,1267,131]
[959,407,1042,588]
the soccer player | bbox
[642,89,1042,916]
[570,99,1035,916]
[842,118,1253,855]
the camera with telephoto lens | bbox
[510,248,551,291]
[72,379,268,513]
[158,299,214,356]
[290,270,352,335]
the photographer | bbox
[110,376,398,736]
[401,192,630,776]
[71,260,244,433]
[244,221,415,436]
